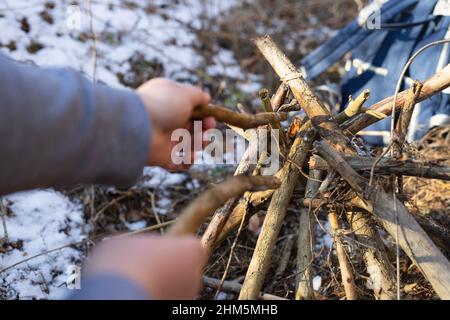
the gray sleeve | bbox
[0,53,150,195]
[67,274,150,300]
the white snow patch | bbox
[125,220,147,232]
[1,190,85,299]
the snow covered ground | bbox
[0,0,251,300]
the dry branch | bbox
[203,276,287,300]
[201,93,287,250]
[310,156,450,181]
[192,104,287,130]
[295,169,321,300]
[168,175,280,237]
[343,63,450,134]
[259,88,288,147]
[393,81,423,157]
[254,35,396,299]
[328,211,358,300]
[201,131,266,249]
[335,89,370,123]
[271,83,289,112]
[345,209,396,299]
[239,128,315,300]
[314,140,450,299]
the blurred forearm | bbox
[0,54,150,195]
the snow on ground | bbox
[0,0,248,300]
[1,190,85,299]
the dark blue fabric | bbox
[300,0,450,145]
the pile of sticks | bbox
[170,36,450,300]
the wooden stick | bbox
[328,211,358,300]
[393,81,423,158]
[295,169,321,300]
[259,88,288,147]
[343,63,450,134]
[192,104,287,130]
[239,128,315,300]
[335,90,370,124]
[345,209,396,299]
[271,83,289,112]
[201,91,287,250]
[168,175,280,237]
[254,36,353,152]
[310,156,450,181]
[314,140,450,299]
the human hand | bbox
[137,78,216,171]
[85,235,207,300]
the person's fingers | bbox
[183,84,211,108]
[202,116,216,131]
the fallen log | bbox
[314,140,450,299]
[310,156,450,181]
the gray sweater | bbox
[0,53,151,299]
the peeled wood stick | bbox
[310,156,450,181]
[192,104,287,130]
[327,211,358,300]
[343,63,450,134]
[212,96,384,246]
[314,140,450,299]
[295,169,321,300]
[168,175,280,237]
[271,83,289,111]
[239,128,315,300]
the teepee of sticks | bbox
[169,35,450,300]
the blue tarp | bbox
[300,0,450,145]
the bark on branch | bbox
[239,129,315,300]
[314,140,450,299]
[310,156,450,181]
[192,104,287,130]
